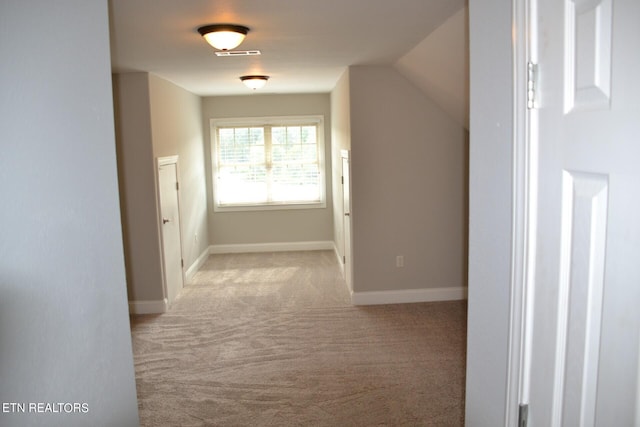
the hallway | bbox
[131,251,467,426]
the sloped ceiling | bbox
[109,0,469,128]
[395,7,469,129]
[109,0,465,97]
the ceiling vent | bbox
[214,50,262,57]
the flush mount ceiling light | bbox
[197,24,249,51]
[240,75,269,90]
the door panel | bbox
[564,0,612,112]
[341,150,352,292]
[525,0,640,424]
[554,171,608,426]
[158,161,184,306]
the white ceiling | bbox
[109,0,465,96]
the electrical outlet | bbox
[396,255,404,268]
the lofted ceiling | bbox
[109,0,466,97]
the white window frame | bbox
[211,115,326,212]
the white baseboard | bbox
[185,247,210,284]
[128,299,168,315]
[351,286,468,306]
[210,240,334,254]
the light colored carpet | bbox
[131,251,467,426]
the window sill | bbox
[213,201,326,213]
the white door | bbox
[341,150,352,292]
[158,158,184,306]
[523,0,640,424]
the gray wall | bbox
[395,6,469,129]
[113,72,164,302]
[148,74,209,269]
[202,94,333,246]
[0,0,139,425]
[348,65,468,293]
[330,70,352,267]
[114,72,210,303]
[465,0,513,423]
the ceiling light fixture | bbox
[240,75,269,90]
[197,24,249,51]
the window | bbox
[211,116,326,211]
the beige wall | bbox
[330,70,352,263]
[113,72,209,303]
[348,65,468,293]
[148,74,209,268]
[113,72,164,301]
[114,69,467,299]
[202,94,334,245]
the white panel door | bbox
[158,159,184,306]
[524,0,640,424]
[341,150,352,292]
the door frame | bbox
[505,0,535,424]
[340,149,353,293]
[156,155,186,303]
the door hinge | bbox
[341,176,344,185]
[181,259,184,268]
[343,255,346,264]
[518,403,529,427]
[527,62,537,109]
[176,182,179,191]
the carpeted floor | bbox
[130,251,467,426]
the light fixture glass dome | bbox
[197,24,249,51]
[240,75,269,90]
